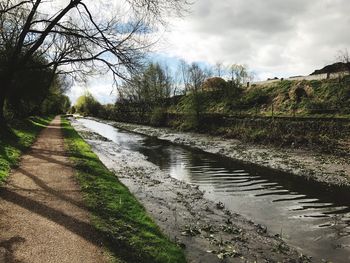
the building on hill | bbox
[310,62,350,76]
[251,62,350,86]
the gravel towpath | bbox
[0,116,107,263]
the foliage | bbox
[202,77,227,92]
[174,62,208,129]
[75,93,102,116]
[41,94,70,115]
[150,107,167,126]
[216,118,349,154]
[61,117,186,263]
[69,106,76,114]
[241,87,271,106]
[2,53,53,118]
[0,116,53,183]
[176,93,206,130]
[40,75,71,115]
[0,49,70,120]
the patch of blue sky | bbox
[146,52,216,74]
[115,21,155,35]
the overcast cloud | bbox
[68,0,350,103]
[160,0,350,79]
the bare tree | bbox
[215,61,224,77]
[337,49,350,75]
[178,59,190,94]
[228,64,252,88]
[188,62,206,92]
[117,62,172,104]
[186,62,207,122]
[0,0,188,122]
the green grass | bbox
[0,116,53,183]
[61,117,186,263]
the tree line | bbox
[73,60,254,128]
[73,53,350,129]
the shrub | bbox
[150,107,167,126]
[241,88,270,106]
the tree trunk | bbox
[0,76,12,125]
[0,93,5,125]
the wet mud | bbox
[110,121,350,188]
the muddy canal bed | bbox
[112,121,350,188]
[72,118,350,262]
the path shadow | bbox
[30,149,68,157]
[0,188,140,263]
[29,146,98,163]
[25,151,74,168]
[15,167,86,209]
[0,236,26,263]
[0,189,102,247]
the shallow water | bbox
[77,118,350,262]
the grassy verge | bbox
[0,116,53,183]
[61,117,186,263]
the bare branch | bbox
[0,0,32,14]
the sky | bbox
[66,0,350,104]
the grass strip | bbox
[0,116,53,183]
[61,117,186,263]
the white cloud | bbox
[68,0,350,103]
[66,72,117,105]
[159,0,350,79]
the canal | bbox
[77,118,350,262]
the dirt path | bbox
[0,116,107,263]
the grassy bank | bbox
[103,77,350,154]
[61,117,186,263]
[0,116,53,183]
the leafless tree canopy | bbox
[337,49,350,74]
[117,62,172,104]
[0,0,187,79]
[0,0,188,121]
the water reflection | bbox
[77,118,350,262]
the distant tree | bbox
[118,62,172,106]
[142,63,172,104]
[215,62,224,77]
[185,63,207,126]
[41,94,71,115]
[338,49,350,75]
[39,72,72,115]
[178,59,190,94]
[102,104,116,119]
[188,63,207,93]
[75,93,101,116]
[70,106,76,114]
[228,64,254,88]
